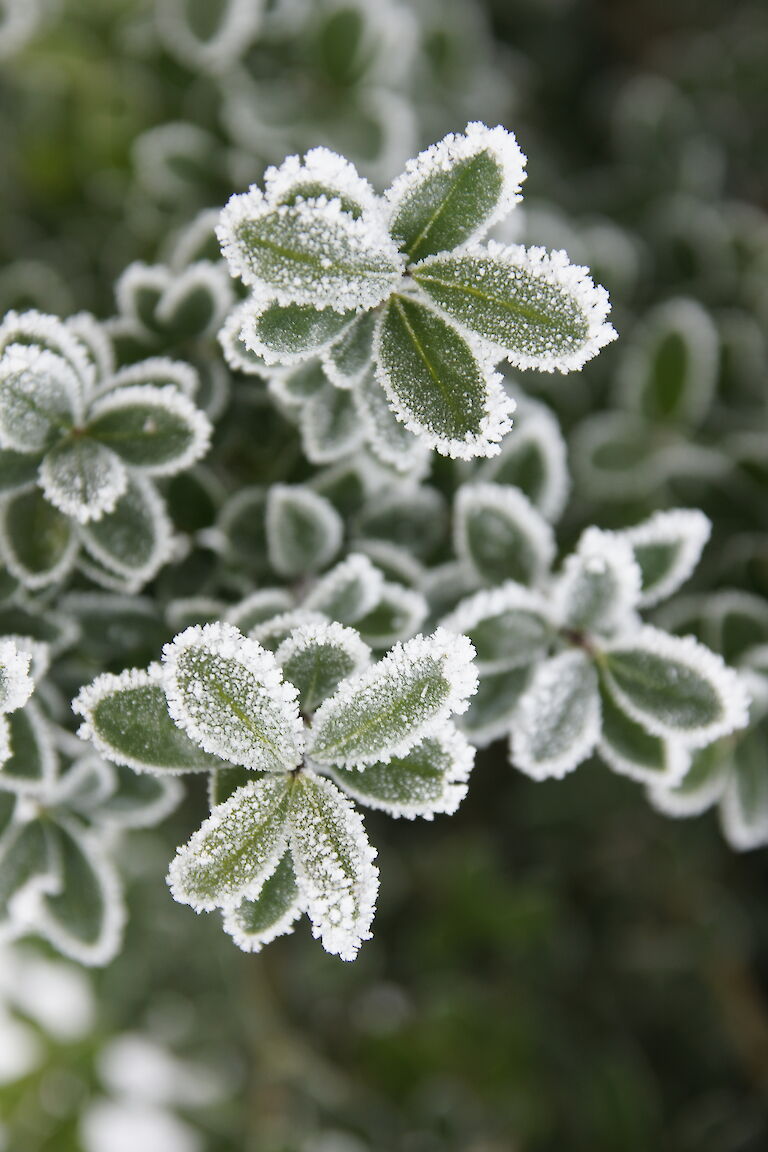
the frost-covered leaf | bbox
[90,763,182,830]
[87,385,212,475]
[157,0,264,73]
[249,610,328,654]
[288,772,378,961]
[0,345,81,453]
[322,310,376,388]
[309,628,477,769]
[0,487,77,589]
[167,775,292,911]
[354,486,446,561]
[511,649,600,779]
[269,360,326,409]
[353,368,430,473]
[331,726,474,819]
[79,475,173,587]
[647,743,728,820]
[454,483,554,587]
[217,486,269,571]
[442,583,553,674]
[266,484,343,578]
[304,553,384,624]
[479,402,569,521]
[719,724,768,851]
[217,191,403,311]
[0,310,94,389]
[162,623,304,771]
[355,541,424,589]
[208,764,251,809]
[73,667,226,775]
[385,122,526,262]
[602,627,749,747]
[222,852,301,954]
[39,437,128,524]
[218,302,271,377]
[227,589,295,635]
[239,299,355,366]
[300,380,365,465]
[374,295,514,460]
[0,637,33,714]
[0,819,59,925]
[0,447,41,493]
[0,704,56,793]
[354,582,428,649]
[31,820,125,966]
[461,666,532,748]
[598,680,690,785]
[553,528,641,636]
[166,596,225,632]
[275,620,370,714]
[618,509,711,608]
[619,298,718,428]
[263,147,380,220]
[60,592,163,663]
[412,245,616,372]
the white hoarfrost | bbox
[275,620,371,683]
[0,638,34,714]
[304,553,385,623]
[551,527,642,636]
[263,146,381,221]
[384,122,528,243]
[0,310,96,395]
[308,628,478,769]
[39,439,128,525]
[288,773,379,961]
[265,484,343,577]
[511,649,601,779]
[88,384,213,476]
[0,345,83,453]
[161,623,305,772]
[454,482,556,585]
[618,509,712,608]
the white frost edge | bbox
[478,401,570,523]
[0,700,58,796]
[0,492,79,591]
[238,296,355,367]
[218,301,272,377]
[249,610,329,650]
[263,145,381,223]
[276,620,372,705]
[510,650,601,780]
[167,777,291,912]
[598,733,691,788]
[88,384,212,477]
[73,665,209,777]
[330,724,475,821]
[602,625,751,748]
[352,368,433,474]
[39,440,128,526]
[356,582,429,649]
[0,344,85,451]
[619,509,712,608]
[226,589,296,633]
[300,383,366,466]
[0,638,34,714]
[309,628,478,770]
[646,751,728,820]
[304,552,385,623]
[114,263,171,333]
[719,770,768,853]
[550,526,642,636]
[216,191,403,312]
[441,580,553,672]
[288,773,379,961]
[65,312,115,381]
[96,356,199,401]
[161,622,305,771]
[0,310,96,395]
[353,540,425,590]
[154,261,234,339]
[373,306,516,461]
[454,482,555,585]
[221,881,303,953]
[265,484,343,578]
[384,122,528,246]
[156,0,265,73]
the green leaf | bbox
[553,528,641,636]
[94,764,182,829]
[355,486,446,561]
[275,620,370,713]
[511,649,600,779]
[598,680,689,785]
[330,726,473,819]
[461,666,532,748]
[454,483,555,587]
[298,380,364,465]
[0,447,40,493]
[217,194,403,311]
[602,627,749,746]
[0,819,58,923]
[74,668,227,774]
[385,123,526,262]
[239,300,354,365]
[162,623,304,772]
[288,772,378,960]
[353,367,428,473]
[323,310,376,386]
[0,345,80,453]
[88,385,211,475]
[479,401,568,521]
[0,487,77,589]
[647,742,728,819]
[168,775,292,911]
[443,583,553,674]
[374,295,513,460]
[39,436,128,524]
[0,703,57,792]
[36,820,125,966]
[354,582,427,650]
[208,764,252,809]
[303,553,384,625]
[222,852,301,953]
[309,628,477,769]
[228,589,295,635]
[412,246,615,372]
[79,475,172,586]
[619,509,711,608]
[218,487,269,572]
[721,722,768,850]
[266,484,343,578]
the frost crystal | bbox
[511,649,601,779]
[618,509,711,608]
[552,527,641,636]
[0,638,34,715]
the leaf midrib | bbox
[389,296,469,429]
[413,266,585,334]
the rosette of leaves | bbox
[74,621,478,960]
[0,637,181,965]
[441,489,749,786]
[216,122,616,461]
[0,310,212,592]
